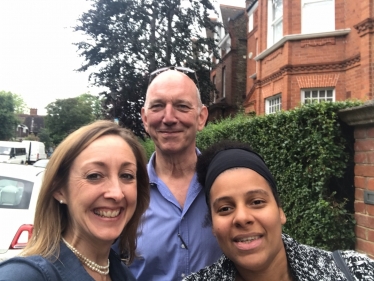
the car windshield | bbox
[0,177,34,209]
[0,147,11,155]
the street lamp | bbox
[109,90,118,124]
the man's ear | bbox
[141,107,149,133]
[197,106,208,131]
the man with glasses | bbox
[128,67,221,280]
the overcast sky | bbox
[0,0,245,115]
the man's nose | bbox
[162,104,177,124]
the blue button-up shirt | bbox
[128,150,222,281]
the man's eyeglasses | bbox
[148,66,200,91]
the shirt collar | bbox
[147,148,201,186]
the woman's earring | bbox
[60,200,63,204]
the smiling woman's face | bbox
[54,134,138,246]
[210,167,286,274]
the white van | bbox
[21,141,47,164]
[0,142,27,164]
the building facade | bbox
[208,4,247,122]
[244,0,374,115]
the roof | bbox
[220,5,245,32]
[246,0,258,12]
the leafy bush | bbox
[196,101,362,250]
[139,137,155,160]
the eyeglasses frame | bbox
[148,66,200,92]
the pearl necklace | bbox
[62,238,110,275]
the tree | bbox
[78,93,105,120]
[12,93,28,114]
[38,128,52,153]
[0,90,28,114]
[45,97,95,145]
[74,0,220,137]
[0,91,19,140]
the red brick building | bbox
[244,0,374,115]
[208,4,247,122]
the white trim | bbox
[301,88,335,104]
[267,0,283,47]
[247,1,258,14]
[222,67,226,98]
[247,1,258,33]
[218,33,230,48]
[254,29,351,61]
[265,94,282,114]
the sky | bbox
[0,0,245,115]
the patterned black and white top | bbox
[183,234,374,281]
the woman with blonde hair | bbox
[0,120,150,281]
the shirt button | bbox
[181,244,185,249]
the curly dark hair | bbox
[196,140,281,224]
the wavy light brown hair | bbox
[21,120,150,264]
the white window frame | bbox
[267,0,283,47]
[212,75,217,103]
[301,0,335,34]
[248,1,258,33]
[218,34,231,55]
[222,67,226,98]
[301,88,335,104]
[265,94,282,114]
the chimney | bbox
[30,108,38,116]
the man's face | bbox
[141,70,208,155]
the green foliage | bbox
[74,0,221,137]
[45,97,95,145]
[0,91,19,140]
[196,101,362,251]
[78,93,105,120]
[24,134,39,141]
[0,90,28,114]
[139,137,155,160]
[38,128,52,152]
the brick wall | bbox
[244,0,374,115]
[339,100,374,259]
[209,7,247,121]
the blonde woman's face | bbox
[57,135,138,245]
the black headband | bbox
[204,149,277,204]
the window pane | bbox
[305,91,310,98]
[302,0,334,33]
[312,91,318,98]
[320,90,325,98]
[266,94,281,114]
[273,0,283,20]
[327,90,333,97]
[274,20,283,43]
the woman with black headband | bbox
[183,140,374,281]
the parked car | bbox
[0,141,27,164]
[32,159,49,168]
[0,163,45,262]
[21,141,47,164]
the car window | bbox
[0,177,34,209]
[0,146,11,155]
